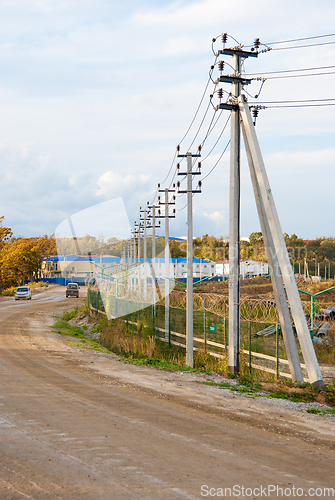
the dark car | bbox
[66,283,79,298]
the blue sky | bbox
[0,0,334,240]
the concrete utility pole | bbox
[164,189,170,342]
[228,51,241,374]
[216,44,257,374]
[239,95,324,389]
[133,229,136,264]
[177,152,202,367]
[140,207,148,300]
[243,128,303,382]
[147,203,161,311]
[157,185,176,342]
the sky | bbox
[0,0,334,240]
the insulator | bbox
[210,65,214,70]
[198,144,202,151]
[253,108,259,118]
[177,163,180,169]
[222,33,227,43]
[173,195,176,201]
[212,38,216,43]
[158,183,160,188]
[173,183,175,188]
[177,181,180,187]
[158,196,160,201]
[173,209,176,214]
[218,61,224,71]
[217,88,223,99]
[176,145,180,152]
[147,201,149,205]
[198,162,201,169]
[158,209,161,215]
[254,38,260,48]
[210,94,213,99]
[199,180,202,187]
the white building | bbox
[215,260,269,277]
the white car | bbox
[15,286,32,300]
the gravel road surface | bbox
[0,286,334,499]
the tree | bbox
[0,235,58,289]
[0,216,12,248]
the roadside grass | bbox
[53,305,335,411]
[65,339,110,353]
[304,407,335,416]
[52,320,86,339]
[1,281,50,296]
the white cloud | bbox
[0,0,334,239]
[95,172,151,199]
[203,210,225,221]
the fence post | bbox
[276,324,279,379]
[152,303,155,336]
[224,317,227,349]
[249,321,252,373]
[204,298,207,351]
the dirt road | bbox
[0,287,334,499]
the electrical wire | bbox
[201,114,231,163]
[271,41,335,51]
[151,68,216,203]
[200,140,231,182]
[261,103,335,108]
[245,64,335,76]
[261,33,335,46]
[263,70,335,79]
[186,99,212,152]
[249,98,335,104]
[178,72,214,147]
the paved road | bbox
[0,287,334,499]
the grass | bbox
[121,356,209,372]
[304,407,335,416]
[52,320,86,339]
[52,303,335,410]
[200,378,263,395]
[65,339,110,353]
[1,281,50,296]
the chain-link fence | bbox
[87,287,305,379]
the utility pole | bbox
[177,151,202,367]
[238,95,324,388]
[157,185,176,342]
[215,42,257,374]
[229,50,241,374]
[140,207,148,300]
[243,126,303,382]
[147,203,161,305]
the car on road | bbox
[15,286,32,300]
[66,283,80,298]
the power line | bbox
[261,33,335,46]
[246,64,335,76]
[260,103,335,108]
[200,140,230,182]
[271,41,335,51]
[178,72,214,147]
[186,100,212,151]
[250,98,335,104]
[263,70,335,79]
[201,115,231,163]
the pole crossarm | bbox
[217,75,252,85]
[216,103,238,111]
[217,48,258,59]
